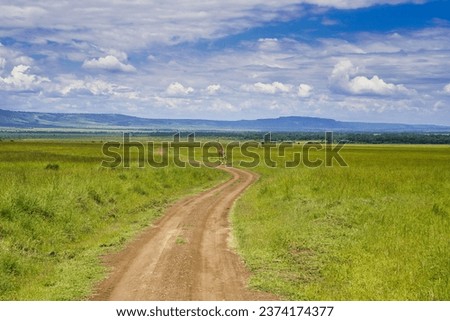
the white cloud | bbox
[0,5,47,28]
[0,45,35,67]
[1,2,449,125]
[349,75,411,95]
[206,84,221,94]
[209,99,237,112]
[298,83,313,97]
[318,39,366,55]
[59,79,85,95]
[241,81,292,94]
[444,84,450,94]
[105,50,128,62]
[166,82,194,95]
[258,38,280,51]
[82,55,136,72]
[56,76,139,99]
[330,60,412,96]
[433,100,445,111]
[0,65,49,91]
[307,0,422,10]
[0,1,423,51]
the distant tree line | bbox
[1,130,450,144]
[186,132,450,145]
[189,131,450,144]
[266,132,450,145]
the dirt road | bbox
[91,166,277,300]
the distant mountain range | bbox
[1,108,449,132]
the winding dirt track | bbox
[91,166,277,301]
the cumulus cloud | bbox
[298,83,313,97]
[0,65,49,91]
[82,55,136,72]
[330,60,412,96]
[206,84,221,94]
[60,79,115,96]
[1,1,448,125]
[166,82,194,96]
[241,81,292,94]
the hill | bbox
[0,109,449,132]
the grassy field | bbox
[0,140,227,300]
[1,138,448,301]
[232,144,449,300]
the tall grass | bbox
[0,141,227,300]
[232,145,449,300]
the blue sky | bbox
[1,0,450,125]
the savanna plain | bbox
[0,138,448,300]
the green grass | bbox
[0,141,228,300]
[232,145,450,300]
[2,139,448,301]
